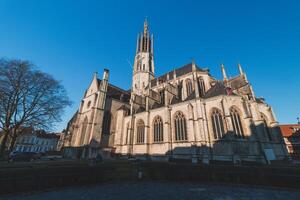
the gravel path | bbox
[1,181,300,200]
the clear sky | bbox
[0,0,299,131]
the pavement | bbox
[1,181,299,200]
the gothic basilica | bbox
[62,20,288,164]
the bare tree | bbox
[0,58,71,156]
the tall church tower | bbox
[132,20,155,96]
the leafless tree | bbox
[0,58,71,156]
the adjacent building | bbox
[13,128,60,153]
[279,124,300,160]
[62,20,288,164]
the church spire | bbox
[131,20,155,96]
[221,64,227,81]
[136,19,152,53]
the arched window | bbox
[174,112,188,141]
[153,116,163,142]
[230,108,244,138]
[87,101,91,108]
[197,77,206,97]
[136,120,145,143]
[211,109,225,139]
[79,117,88,145]
[261,113,272,141]
[102,111,111,134]
[186,79,193,96]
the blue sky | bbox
[0,0,299,131]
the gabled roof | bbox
[96,79,131,103]
[227,75,248,90]
[204,81,235,99]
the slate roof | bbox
[279,124,300,137]
[151,63,208,87]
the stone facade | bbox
[63,20,288,164]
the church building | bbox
[62,20,288,164]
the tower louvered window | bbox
[211,109,225,139]
[153,116,163,142]
[174,112,188,141]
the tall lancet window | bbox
[261,113,272,141]
[186,79,193,97]
[102,111,111,134]
[159,90,165,105]
[153,116,163,142]
[174,112,188,141]
[197,77,206,97]
[177,81,183,100]
[230,108,244,138]
[211,109,225,139]
[125,122,130,144]
[136,120,145,144]
[79,117,88,145]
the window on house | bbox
[174,112,188,141]
[211,109,225,139]
[153,116,163,142]
[136,120,145,144]
[230,108,244,138]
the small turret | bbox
[238,63,244,75]
[221,64,227,81]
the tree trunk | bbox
[0,132,9,157]
[8,134,17,154]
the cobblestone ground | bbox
[1,181,300,200]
